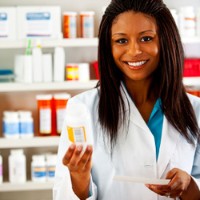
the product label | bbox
[20,122,33,135]
[0,12,8,37]
[67,126,86,143]
[39,108,51,134]
[26,12,51,37]
[81,15,94,38]
[3,121,19,136]
[32,167,46,178]
[47,166,55,177]
[56,109,65,134]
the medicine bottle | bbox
[9,149,26,183]
[36,94,53,136]
[65,63,79,80]
[18,110,34,138]
[80,11,95,38]
[3,111,20,138]
[46,154,57,181]
[179,6,196,37]
[66,102,93,145]
[31,155,46,182]
[54,93,71,135]
[0,154,2,184]
[63,12,77,38]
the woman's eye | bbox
[141,36,153,42]
[116,38,127,44]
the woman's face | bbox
[111,11,160,84]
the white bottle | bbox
[43,54,53,82]
[23,55,33,83]
[66,102,93,145]
[9,149,26,183]
[179,6,196,37]
[53,47,65,82]
[31,155,46,182]
[3,111,20,139]
[32,39,43,82]
[0,154,3,184]
[46,154,57,181]
[18,111,34,138]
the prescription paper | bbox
[113,175,170,185]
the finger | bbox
[77,145,93,169]
[62,143,76,165]
[68,144,83,169]
[82,145,93,170]
[147,184,169,196]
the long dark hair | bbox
[97,0,199,149]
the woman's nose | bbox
[127,42,142,56]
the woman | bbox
[53,0,200,199]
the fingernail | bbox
[70,144,75,150]
[77,145,83,151]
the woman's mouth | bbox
[127,60,147,68]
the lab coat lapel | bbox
[157,116,181,178]
[121,85,153,135]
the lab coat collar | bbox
[120,83,155,135]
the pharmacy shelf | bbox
[0,38,98,49]
[0,181,54,192]
[0,80,98,92]
[0,136,60,149]
[183,77,200,87]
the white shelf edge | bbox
[183,77,200,87]
[0,136,60,149]
[0,80,98,92]
[0,181,54,192]
[0,38,98,49]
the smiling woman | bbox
[53,0,200,200]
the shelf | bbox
[183,77,200,87]
[0,80,98,92]
[0,181,54,192]
[0,38,98,49]
[0,136,60,149]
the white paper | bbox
[113,175,170,185]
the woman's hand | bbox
[63,143,93,200]
[146,168,191,199]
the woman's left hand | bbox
[146,168,191,199]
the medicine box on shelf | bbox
[16,6,61,39]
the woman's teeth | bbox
[127,61,146,67]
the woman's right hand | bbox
[62,143,93,200]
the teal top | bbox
[147,99,164,160]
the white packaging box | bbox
[0,7,16,40]
[16,6,61,39]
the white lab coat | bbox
[53,86,200,200]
